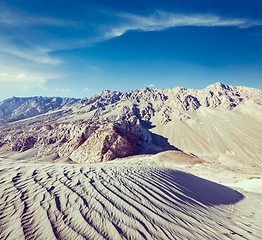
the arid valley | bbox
[0,83,261,239]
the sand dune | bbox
[1,162,261,239]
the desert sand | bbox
[0,157,261,239]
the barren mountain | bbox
[0,82,261,167]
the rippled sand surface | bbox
[1,162,261,239]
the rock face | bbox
[70,123,144,163]
[0,82,261,165]
[11,135,37,152]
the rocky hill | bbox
[0,82,261,166]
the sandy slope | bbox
[151,102,262,167]
[0,162,261,240]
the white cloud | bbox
[54,88,69,93]
[104,11,262,41]
[0,42,61,65]
[144,84,155,88]
[0,8,82,28]
[0,65,58,100]
[0,72,36,82]
[16,73,26,79]
[0,72,8,76]
[0,6,72,65]
[0,65,62,97]
[0,66,59,83]
[1,8,261,56]
[83,87,91,91]
[39,11,261,52]
[0,6,74,100]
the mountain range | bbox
[0,82,261,168]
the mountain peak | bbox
[205,82,232,91]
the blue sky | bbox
[0,0,261,101]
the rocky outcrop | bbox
[11,135,37,152]
[0,112,162,163]
[70,123,144,163]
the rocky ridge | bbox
[0,82,261,165]
[0,96,78,123]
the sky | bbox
[0,0,261,101]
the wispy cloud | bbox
[37,11,262,52]
[0,42,61,65]
[104,11,262,39]
[0,8,83,28]
[0,66,60,86]
[144,84,155,88]
[0,65,62,88]
[0,63,66,100]
[2,10,259,58]
[54,88,70,93]
[0,5,82,65]
[83,87,91,91]
[0,71,43,83]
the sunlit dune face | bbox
[154,150,205,165]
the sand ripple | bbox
[0,163,260,239]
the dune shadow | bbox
[158,168,244,206]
